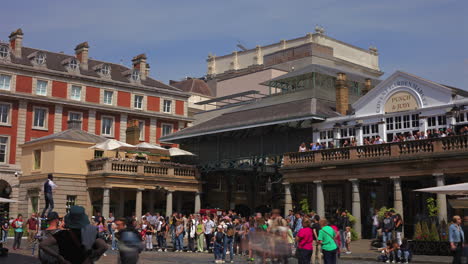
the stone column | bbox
[284,182,293,216]
[419,117,428,135]
[136,188,143,221]
[356,125,363,145]
[349,179,361,238]
[102,188,110,219]
[391,176,404,237]
[194,192,201,213]
[378,120,386,142]
[54,104,63,133]
[434,173,447,223]
[314,180,325,218]
[149,118,157,144]
[120,113,128,142]
[88,110,96,134]
[166,190,173,217]
[119,189,125,217]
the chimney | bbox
[75,42,89,70]
[132,54,147,80]
[145,63,150,78]
[126,119,140,145]
[363,78,372,95]
[335,72,349,115]
[9,28,23,57]
[67,120,82,130]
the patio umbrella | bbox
[89,139,135,151]
[0,197,18,203]
[169,147,195,156]
[448,198,468,209]
[135,142,167,151]
[414,182,468,195]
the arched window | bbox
[69,58,79,70]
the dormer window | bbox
[0,46,8,59]
[100,64,111,76]
[69,58,79,70]
[131,70,140,81]
[35,52,46,65]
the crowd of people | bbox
[298,126,468,152]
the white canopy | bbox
[0,197,18,203]
[135,142,167,151]
[89,139,135,151]
[414,182,468,195]
[448,198,468,209]
[169,147,195,156]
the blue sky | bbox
[1,0,467,88]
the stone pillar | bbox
[166,190,173,217]
[356,125,363,145]
[102,188,110,219]
[149,118,157,144]
[54,104,63,133]
[88,109,96,134]
[136,189,143,221]
[119,189,125,217]
[194,192,201,213]
[391,177,404,217]
[176,192,182,213]
[419,117,428,135]
[378,120,386,142]
[120,113,128,142]
[349,179,361,238]
[434,173,447,223]
[314,180,325,218]
[284,182,293,216]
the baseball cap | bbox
[47,212,60,221]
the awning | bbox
[89,139,136,151]
[169,147,195,156]
[414,183,468,195]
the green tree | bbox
[426,197,439,217]
[299,198,310,214]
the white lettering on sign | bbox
[376,81,426,113]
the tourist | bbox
[107,212,117,251]
[196,215,205,252]
[328,219,341,258]
[26,213,39,248]
[371,209,380,239]
[378,240,394,263]
[157,217,168,252]
[317,219,338,264]
[337,211,350,251]
[344,226,351,254]
[38,212,61,264]
[39,206,108,264]
[174,220,184,252]
[187,215,196,252]
[205,215,215,253]
[397,238,411,263]
[293,212,303,237]
[224,217,235,263]
[350,138,357,146]
[374,135,384,144]
[12,214,24,250]
[311,215,322,264]
[144,222,154,251]
[449,215,464,264]
[95,216,108,242]
[394,214,403,245]
[382,212,394,247]
[1,214,8,244]
[114,217,144,264]
[299,143,307,152]
[213,225,225,263]
[41,174,57,218]
[295,218,313,264]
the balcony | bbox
[283,135,468,168]
[87,158,199,179]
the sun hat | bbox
[64,206,90,229]
[47,212,60,221]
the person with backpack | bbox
[213,225,225,263]
[318,219,338,264]
[12,214,24,250]
[39,206,108,264]
[224,217,235,263]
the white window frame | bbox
[161,123,173,137]
[36,80,48,96]
[69,59,79,71]
[0,46,8,59]
[101,115,115,137]
[362,124,379,139]
[138,120,145,141]
[0,74,11,91]
[319,129,334,144]
[68,111,83,129]
[103,90,114,105]
[134,95,144,110]
[35,52,46,65]
[70,85,82,101]
[32,106,48,130]
[0,102,11,126]
[0,135,9,164]
[163,100,172,113]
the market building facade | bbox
[0,29,191,217]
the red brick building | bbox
[0,29,191,216]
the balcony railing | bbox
[87,158,198,178]
[283,135,468,167]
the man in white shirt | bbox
[41,174,57,218]
[374,136,384,144]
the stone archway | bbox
[0,179,11,216]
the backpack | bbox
[226,224,235,237]
[11,220,17,229]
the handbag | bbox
[321,228,339,250]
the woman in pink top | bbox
[295,218,313,264]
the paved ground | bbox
[0,238,453,264]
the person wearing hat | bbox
[40,206,108,264]
[38,212,61,264]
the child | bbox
[213,225,225,263]
[345,226,352,254]
[398,238,411,263]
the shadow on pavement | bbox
[0,253,40,264]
